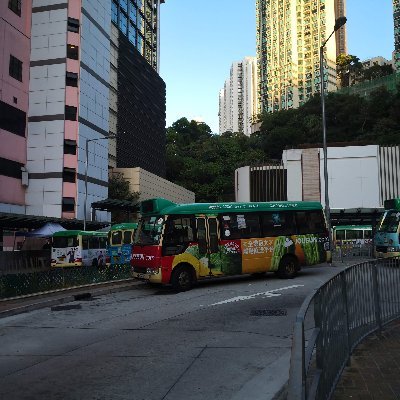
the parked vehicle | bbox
[375,198,400,258]
[131,198,330,291]
[333,225,373,247]
[51,230,108,267]
[107,223,138,265]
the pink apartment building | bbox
[0,0,32,214]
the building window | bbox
[63,168,76,183]
[67,44,79,60]
[119,12,127,34]
[65,105,77,121]
[112,1,118,23]
[64,139,77,155]
[62,197,75,213]
[137,13,143,33]
[66,71,78,87]
[129,1,137,22]
[0,100,26,137]
[8,0,21,16]
[67,17,80,33]
[9,55,22,82]
[120,0,128,12]
[128,23,136,44]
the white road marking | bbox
[209,284,305,306]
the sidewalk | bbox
[0,279,140,318]
[332,319,400,400]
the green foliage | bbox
[256,86,400,159]
[166,86,400,203]
[337,53,395,87]
[337,54,362,87]
[108,172,139,202]
[166,118,264,202]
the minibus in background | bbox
[333,225,373,248]
[131,198,330,291]
[107,223,138,265]
[375,198,400,258]
[51,230,108,267]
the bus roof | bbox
[384,198,400,210]
[333,225,372,231]
[110,223,138,230]
[52,230,108,237]
[141,198,323,216]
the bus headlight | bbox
[387,247,400,252]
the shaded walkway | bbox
[332,319,400,400]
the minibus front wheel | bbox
[171,264,195,292]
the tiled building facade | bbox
[26,0,111,222]
[0,0,32,214]
[219,57,258,137]
[394,0,400,71]
[0,0,167,226]
[256,0,347,113]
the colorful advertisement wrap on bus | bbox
[107,223,138,265]
[131,199,329,290]
[375,199,400,258]
[51,231,108,267]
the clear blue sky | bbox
[160,0,395,134]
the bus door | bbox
[196,216,222,277]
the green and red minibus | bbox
[131,198,330,291]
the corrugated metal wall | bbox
[250,163,287,202]
[379,145,400,203]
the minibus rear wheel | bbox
[276,256,298,279]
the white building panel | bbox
[44,159,63,173]
[319,145,380,209]
[43,204,62,218]
[25,179,45,193]
[26,205,45,216]
[235,166,251,202]
[32,0,67,7]
[44,145,63,160]
[43,178,63,192]
[44,191,63,204]
[282,149,303,201]
[26,159,45,174]
[44,132,64,146]
[25,192,44,205]
[44,120,64,134]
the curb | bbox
[0,280,141,318]
[230,351,290,400]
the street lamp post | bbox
[83,134,116,231]
[320,16,347,250]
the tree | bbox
[108,172,139,202]
[336,54,362,87]
[361,64,394,82]
[166,119,264,202]
[166,87,400,202]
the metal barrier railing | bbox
[288,257,400,400]
[0,264,132,299]
[332,243,374,261]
